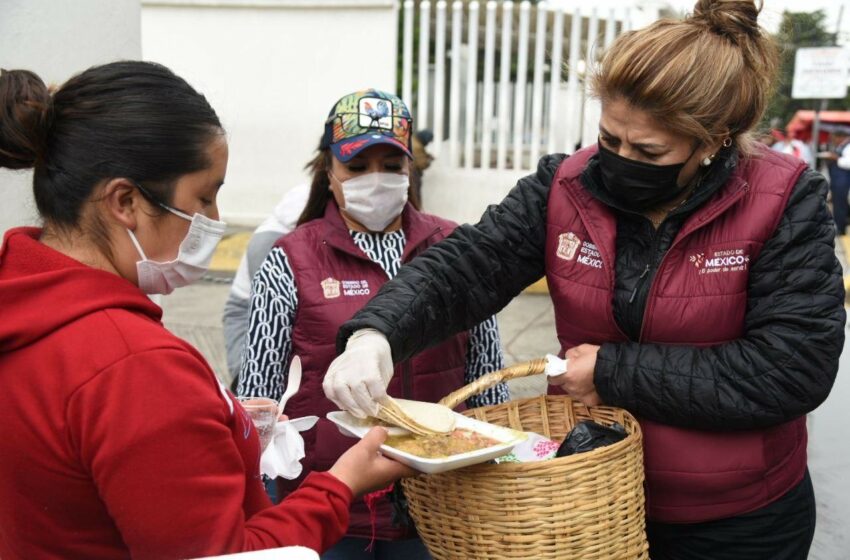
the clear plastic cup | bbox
[237,396,278,450]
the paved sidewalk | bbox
[160,280,557,399]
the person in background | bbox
[223,183,310,384]
[410,129,434,204]
[323,2,844,559]
[237,89,508,560]
[820,130,850,236]
[772,129,815,168]
[0,62,410,559]
[225,132,436,387]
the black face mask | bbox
[597,142,696,212]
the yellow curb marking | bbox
[209,232,251,273]
[840,236,850,295]
[524,277,549,294]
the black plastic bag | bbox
[388,482,413,528]
[556,420,627,457]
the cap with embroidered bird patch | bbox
[321,89,414,162]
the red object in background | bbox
[785,110,850,143]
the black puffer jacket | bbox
[339,152,845,431]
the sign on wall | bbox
[792,47,849,100]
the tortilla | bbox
[391,398,456,434]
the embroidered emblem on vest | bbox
[689,249,750,275]
[321,277,341,299]
[556,232,581,261]
[690,253,705,268]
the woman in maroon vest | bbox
[237,89,508,559]
[324,3,845,559]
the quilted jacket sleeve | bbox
[338,154,565,361]
[595,169,846,430]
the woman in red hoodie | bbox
[0,61,411,559]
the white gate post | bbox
[417,1,432,129]
[546,6,564,155]
[529,2,548,166]
[512,1,530,169]
[402,0,415,109]
[432,0,447,156]
[448,1,463,167]
[496,1,514,170]
[464,1,480,169]
[480,1,498,169]
[564,7,582,154]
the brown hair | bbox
[0,62,222,227]
[297,146,421,227]
[591,0,778,157]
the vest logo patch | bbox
[321,277,341,299]
[557,232,603,269]
[556,232,581,261]
[342,280,371,297]
[689,249,750,275]
[576,241,603,269]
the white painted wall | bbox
[423,160,529,226]
[0,0,142,238]
[142,0,399,225]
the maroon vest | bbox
[546,145,809,523]
[277,201,469,539]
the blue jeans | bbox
[321,537,432,560]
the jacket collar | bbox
[321,200,443,263]
[557,145,745,276]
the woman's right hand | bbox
[323,329,394,418]
[328,427,416,497]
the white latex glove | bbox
[323,329,393,418]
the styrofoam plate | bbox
[327,410,527,474]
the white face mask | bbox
[127,205,227,295]
[336,172,409,232]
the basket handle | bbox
[438,358,547,410]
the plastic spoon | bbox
[278,356,302,417]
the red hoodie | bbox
[0,228,351,559]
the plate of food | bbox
[327,406,527,474]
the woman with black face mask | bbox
[321,1,845,559]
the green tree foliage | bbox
[766,10,839,128]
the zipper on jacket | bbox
[628,264,651,304]
[633,221,667,337]
[629,218,667,308]
[637,183,750,342]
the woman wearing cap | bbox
[237,89,507,558]
[323,2,844,559]
[0,63,412,559]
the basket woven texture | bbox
[401,359,649,559]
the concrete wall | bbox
[142,0,399,225]
[422,160,529,226]
[0,0,142,237]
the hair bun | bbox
[0,69,53,170]
[690,0,762,43]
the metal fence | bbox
[400,0,635,171]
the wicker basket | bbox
[401,359,649,560]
